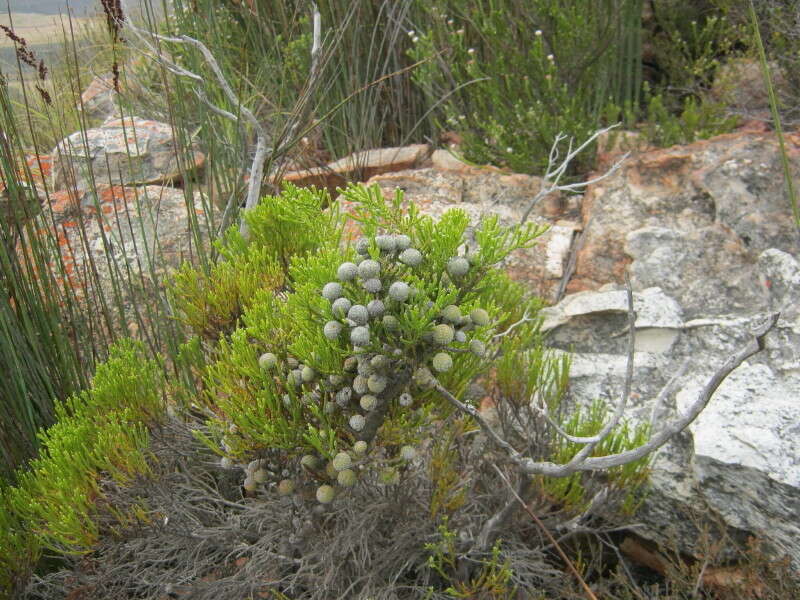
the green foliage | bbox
[425,521,516,598]
[648,3,747,99]
[409,0,642,175]
[169,184,341,339]
[169,244,284,339]
[634,85,739,148]
[200,183,550,498]
[410,0,743,175]
[0,79,92,478]
[161,0,433,169]
[3,339,164,558]
[0,484,38,599]
[542,399,651,514]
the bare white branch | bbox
[119,3,323,237]
[491,308,534,340]
[435,306,779,478]
[533,277,635,447]
[521,124,629,224]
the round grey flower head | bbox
[301,366,316,382]
[324,320,343,340]
[337,262,358,282]
[362,278,382,294]
[322,281,343,301]
[398,392,413,407]
[258,352,278,369]
[349,414,366,432]
[454,330,467,343]
[329,373,345,387]
[382,314,399,331]
[331,297,352,318]
[358,259,381,280]
[278,479,295,496]
[360,394,378,411]
[367,373,388,394]
[300,454,319,469]
[352,375,369,395]
[400,445,416,461]
[335,387,353,408]
[347,304,369,326]
[316,484,335,504]
[286,357,299,369]
[441,304,462,323]
[375,234,396,252]
[394,234,411,250]
[351,325,370,346]
[469,339,486,357]
[332,451,352,471]
[470,308,491,327]
[446,257,470,278]
[370,354,388,370]
[413,366,434,388]
[432,323,455,345]
[337,469,357,487]
[398,248,422,267]
[356,359,374,377]
[367,299,385,318]
[353,440,368,454]
[388,281,410,302]
[355,237,371,255]
[432,352,453,373]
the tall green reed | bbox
[748,0,799,229]
[0,5,214,478]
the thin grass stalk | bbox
[748,0,799,230]
[0,91,86,478]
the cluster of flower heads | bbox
[230,231,492,504]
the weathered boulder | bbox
[78,73,122,124]
[546,268,798,566]
[361,165,581,303]
[22,185,214,336]
[51,117,205,192]
[547,129,800,567]
[280,144,430,196]
[570,131,800,311]
[409,129,800,567]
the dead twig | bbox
[492,464,600,600]
[520,124,629,224]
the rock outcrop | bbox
[346,130,800,567]
[20,185,214,336]
[546,130,800,566]
[280,144,431,196]
[51,117,205,192]
[78,73,122,124]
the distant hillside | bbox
[6,1,102,16]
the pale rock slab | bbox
[51,117,205,192]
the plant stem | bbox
[748,0,799,230]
